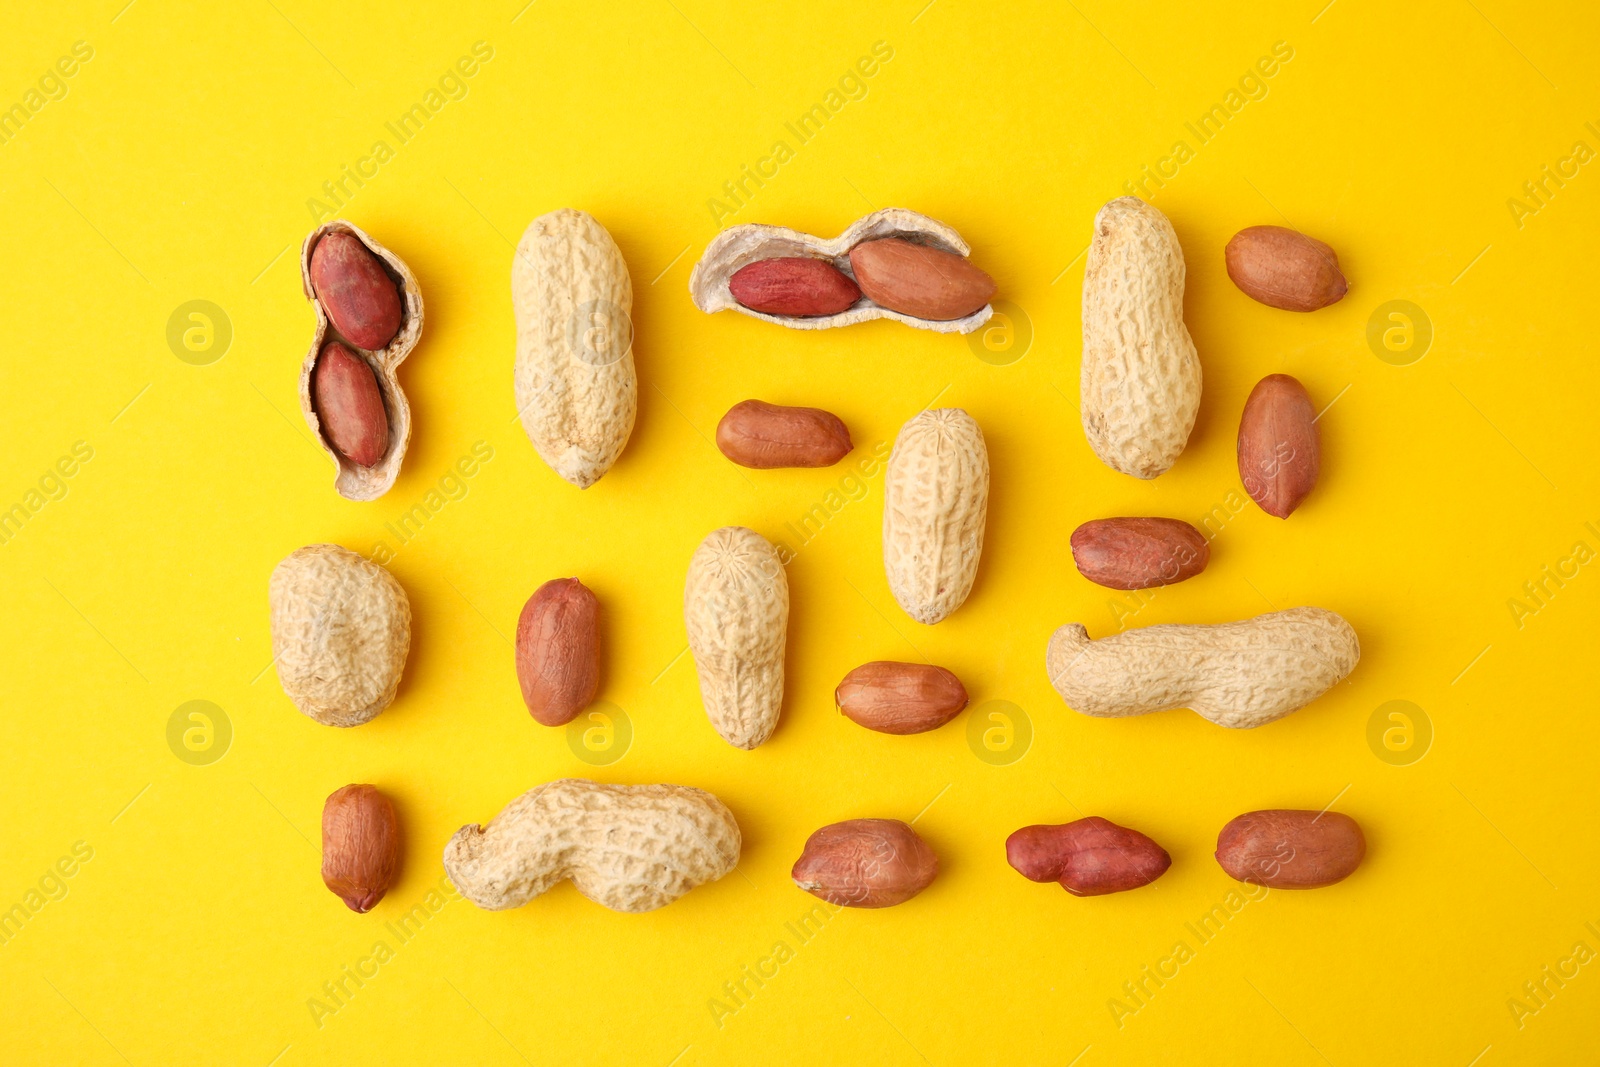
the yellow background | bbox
[3,0,1598,1063]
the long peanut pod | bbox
[1080,197,1201,479]
[882,408,989,624]
[512,208,637,488]
[1046,607,1359,728]
[685,527,789,749]
[443,779,741,913]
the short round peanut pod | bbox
[883,408,989,624]
[269,544,410,727]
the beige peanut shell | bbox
[513,208,637,489]
[883,408,989,624]
[443,779,741,913]
[1080,197,1201,479]
[689,207,994,334]
[684,527,789,749]
[269,544,411,727]
[298,221,423,502]
[1046,607,1359,728]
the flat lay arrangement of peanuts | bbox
[283,200,1365,916]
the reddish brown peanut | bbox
[1215,809,1365,889]
[1225,226,1347,312]
[848,238,995,321]
[312,342,389,467]
[515,578,600,727]
[728,258,861,317]
[322,784,400,913]
[835,662,968,735]
[716,400,852,469]
[1238,374,1320,518]
[1006,817,1171,896]
[309,231,404,350]
[792,819,938,908]
[1070,517,1209,590]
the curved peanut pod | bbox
[1046,607,1359,728]
[883,408,989,624]
[1080,197,1201,479]
[684,527,788,749]
[443,779,741,913]
[512,208,637,488]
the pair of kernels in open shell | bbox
[512,208,638,489]
[269,544,411,727]
[883,408,990,624]
[1080,197,1201,479]
[689,207,995,334]
[684,527,789,749]
[299,221,423,501]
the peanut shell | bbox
[269,544,411,727]
[298,220,423,502]
[444,779,741,913]
[513,208,637,489]
[684,527,789,749]
[1080,197,1201,479]
[690,207,993,334]
[1046,607,1359,729]
[883,408,989,624]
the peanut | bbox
[791,819,938,908]
[298,221,421,502]
[883,408,989,624]
[1006,817,1171,896]
[1081,197,1201,479]
[728,257,860,317]
[1238,373,1320,518]
[515,578,600,727]
[1070,517,1209,590]
[835,661,968,734]
[443,779,741,913]
[311,341,389,467]
[1046,607,1360,729]
[270,544,411,727]
[848,237,996,321]
[684,527,788,749]
[513,209,637,489]
[321,784,400,913]
[1215,809,1365,889]
[690,207,993,334]
[715,399,852,469]
[309,231,404,350]
[1225,226,1347,312]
